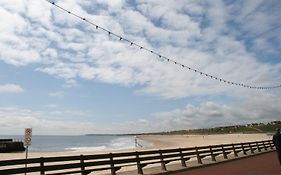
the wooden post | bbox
[232,144,238,157]
[80,155,85,175]
[109,153,116,175]
[242,143,246,155]
[262,141,267,151]
[209,146,216,161]
[159,150,167,171]
[135,151,143,175]
[221,145,227,159]
[256,142,261,152]
[249,143,254,154]
[196,147,202,164]
[269,141,274,149]
[179,148,187,167]
[40,157,45,175]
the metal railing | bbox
[0,140,274,175]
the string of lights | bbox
[254,23,281,39]
[45,0,281,90]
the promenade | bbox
[0,137,275,175]
[168,151,281,175]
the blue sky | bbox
[0,0,281,135]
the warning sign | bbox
[24,128,32,146]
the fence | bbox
[0,140,274,175]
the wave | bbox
[65,137,136,151]
[23,135,153,152]
[65,137,152,152]
[108,136,153,150]
[65,146,107,151]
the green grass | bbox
[140,123,281,135]
[133,122,281,136]
[254,124,281,132]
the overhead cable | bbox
[45,0,281,90]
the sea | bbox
[0,135,152,152]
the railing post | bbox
[269,141,274,149]
[40,157,45,175]
[80,155,86,175]
[232,144,238,157]
[209,146,216,161]
[249,143,254,154]
[195,147,202,164]
[221,145,227,159]
[262,141,267,151]
[271,140,274,149]
[242,143,246,155]
[135,151,143,174]
[179,148,187,167]
[159,150,167,171]
[256,142,261,152]
[109,153,116,175]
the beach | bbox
[0,133,272,161]
[0,133,273,175]
[139,133,272,149]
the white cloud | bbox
[26,1,52,26]
[0,84,24,94]
[151,92,281,131]
[45,104,59,108]
[0,46,41,66]
[1,89,281,134]
[96,0,125,9]
[37,62,78,80]
[0,0,279,97]
[0,107,100,135]
[48,91,64,98]
[0,6,27,33]
[0,0,280,134]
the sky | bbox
[0,0,281,135]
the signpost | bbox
[24,128,32,175]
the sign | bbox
[24,128,32,146]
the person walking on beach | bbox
[273,128,281,164]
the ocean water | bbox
[0,135,152,152]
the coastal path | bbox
[167,151,281,175]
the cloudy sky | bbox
[1,0,281,135]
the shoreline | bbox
[0,133,272,161]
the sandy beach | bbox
[0,133,272,161]
[138,133,272,149]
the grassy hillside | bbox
[255,123,281,133]
[140,122,281,135]
[88,122,281,136]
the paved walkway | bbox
[171,151,281,175]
